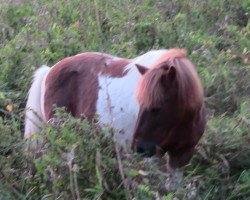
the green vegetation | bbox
[0,0,249,199]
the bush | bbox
[0,0,249,199]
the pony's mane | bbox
[136,48,204,112]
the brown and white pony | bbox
[25,48,206,168]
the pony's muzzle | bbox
[136,140,156,157]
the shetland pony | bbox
[24,48,206,168]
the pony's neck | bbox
[131,50,168,69]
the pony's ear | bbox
[135,64,148,75]
[167,66,176,82]
[161,63,170,71]
[161,66,176,85]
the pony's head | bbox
[132,49,204,157]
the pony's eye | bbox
[151,107,161,113]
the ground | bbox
[0,0,249,199]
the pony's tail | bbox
[24,65,50,139]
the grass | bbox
[0,0,249,199]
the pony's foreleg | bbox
[165,168,183,191]
[24,66,50,151]
[165,147,195,191]
[168,147,195,169]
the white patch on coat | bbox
[96,50,167,147]
[24,65,50,138]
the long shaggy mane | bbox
[136,48,204,112]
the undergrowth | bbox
[0,0,249,199]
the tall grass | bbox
[0,0,249,199]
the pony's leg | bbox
[165,147,195,191]
[165,168,183,191]
[168,147,195,169]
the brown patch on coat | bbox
[101,59,131,77]
[44,53,131,121]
